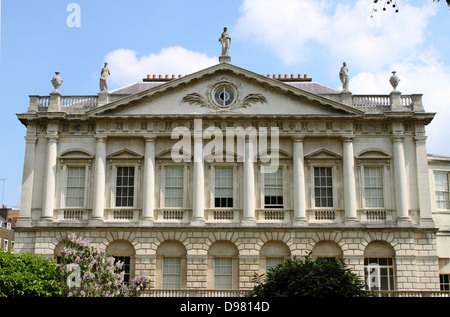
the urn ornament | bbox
[51,72,63,93]
[389,71,400,91]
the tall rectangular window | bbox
[266,257,284,273]
[214,257,232,289]
[165,167,184,207]
[215,167,233,208]
[264,169,283,208]
[116,166,135,207]
[66,167,85,207]
[364,167,384,208]
[314,167,333,208]
[163,257,182,289]
[435,172,450,209]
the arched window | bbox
[208,241,239,290]
[260,241,291,273]
[311,241,343,262]
[156,240,187,289]
[364,241,395,291]
[106,240,136,284]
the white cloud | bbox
[234,0,437,70]
[105,46,218,87]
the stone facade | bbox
[15,62,450,292]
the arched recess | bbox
[364,241,396,291]
[106,240,136,284]
[259,241,291,274]
[207,241,239,290]
[311,240,343,259]
[155,240,187,289]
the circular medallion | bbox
[214,86,235,107]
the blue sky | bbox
[0,0,449,208]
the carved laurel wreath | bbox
[182,93,267,112]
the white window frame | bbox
[110,163,139,209]
[214,257,233,290]
[163,166,185,208]
[261,167,284,209]
[434,171,450,210]
[310,165,337,209]
[60,164,90,209]
[211,165,237,209]
[161,165,187,209]
[162,257,182,289]
[361,165,387,209]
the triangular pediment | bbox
[305,149,341,160]
[87,63,363,117]
[107,148,143,160]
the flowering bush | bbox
[59,233,150,297]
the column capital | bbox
[95,135,108,142]
[46,134,59,142]
[391,135,404,143]
[144,134,157,142]
[292,135,305,142]
[341,135,354,142]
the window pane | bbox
[116,167,135,207]
[66,167,85,207]
[163,257,181,289]
[314,167,333,207]
[365,167,384,208]
[435,172,450,209]
[364,257,395,291]
[266,257,284,273]
[264,169,283,208]
[214,257,232,289]
[215,167,233,208]
[165,167,184,207]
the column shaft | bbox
[42,135,58,219]
[92,136,106,220]
[142,136,156,221]
[343,137,357,221]
[293,137,307,224]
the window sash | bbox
[314,167,333,208]
[215,167,233,208]
[435,172,450,209]
[162,257,182,289]
[66,166,85,207]
[364,257,395,291]
[214,257,232,289]
[264,169,283,208]
[364,167,384,208]
[165,167,184,208]
[115,167,135,207]
[266,257,284,273]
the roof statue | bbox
[219,27,231,63]
[51,72,62,93]
[339,62,349,92]
[100,62,110,92]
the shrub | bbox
[250,255,368,297]
[0,250,64,297]
[59,233,150,297]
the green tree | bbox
[0,250,64,297]
[250,255,369,297]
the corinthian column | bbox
[342,137,358,223]
[41,134,58,220]
[292,136,307,226]
[92,136,107,220]
[142,135,156,222]
[192,119,205,226]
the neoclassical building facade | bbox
[15,60,450,292]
